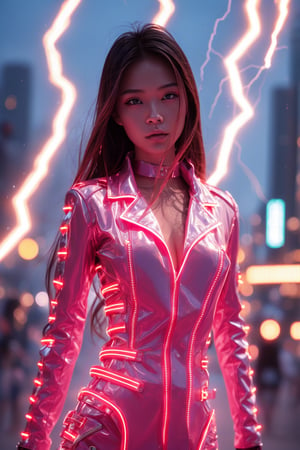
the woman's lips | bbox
[146,132,168,139]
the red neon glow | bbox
[48,314,56,323]
[29,395,36,404]
[90,366,142,391]
[63,205,73,213]
[104,302,126,314]
[152,0,175,26]
[99,348,138,361]
[162,275,177,446]
[51,299,58,307]
[33,378,42,387]
[187,250,224,431]
[37,361,43,369]
[57,248,68,258]
[62,429,77,442]
[79,389,128,450]
[40,337,55,346]
[59,224,69,233]
[197,410,215,450]
[53,279,64,288]
[126,240,138,348]
[0,0,81,262]
[25,414,33,421]
[106,323,126,336]
[208,0,290,186]
[20,432,30,439]
[101,283,120,296]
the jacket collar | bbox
[106,155,220,253]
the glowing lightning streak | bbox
[207,0,260,186]
[246,0,290,91]
[152,0,175,26]
[208,0,290,186]
[0,0,81,262]
[200,0,232,86]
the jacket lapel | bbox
[106,156,221,254]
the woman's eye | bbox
[163,92,179,100]
[125,98,141,105]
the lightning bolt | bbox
[207,0,290,186]
[207,0,261,186]
[152,0,175,26]
[0,0,81,262]
[199,0,232,88]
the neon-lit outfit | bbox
[19,157,262,450]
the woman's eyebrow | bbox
[120,82,178,96]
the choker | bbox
[133,159,180,178]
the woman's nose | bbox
[146,105,163,124]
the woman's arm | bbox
[213,202,262,450]
[17,189,97,450]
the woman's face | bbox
[115,55,187,165]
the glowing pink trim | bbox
[78,388,128,450]
[90,366,142,392]
[104,302,125,315]
[249,368,254,376]
[62,205,72,213]
[25,413,33,420]
[37,361,43,369]
[20,431,29,439]
[99,348,138,361]
[106,323,126,336]
[53,278,63,289]
[29,395,36,404]
[256,424,262,431]
[176,223,221,280]
[41,337,55,346]
[187,249,224,432]
[57,247,68,258]
[51,299,58,307]
[126,239,138,348]
[162,276,177,446]
[197,409,215,450]
[201,357,209,369]
[252,386,257,394]
[101,283,120,296]
[34,378,42,387]
[59,224,69,233]
[62,429,77,442]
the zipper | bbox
[126,238,138,349]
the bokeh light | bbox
[18,238,39,260]
[35,291,49,308]
[248,344,259,360]
[20,291,34,308]
[4,94,17,110]
[260,319,281,341]
[290,321,300,340]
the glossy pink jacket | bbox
[19,157,262,449]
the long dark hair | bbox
[74,23,206,183]
[46,24,206,336]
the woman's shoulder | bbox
[68,177,108,201]
[203,182,238,214]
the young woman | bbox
[18,24,262,450]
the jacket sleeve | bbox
[212,202,262,449]
[18,188,97,450]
